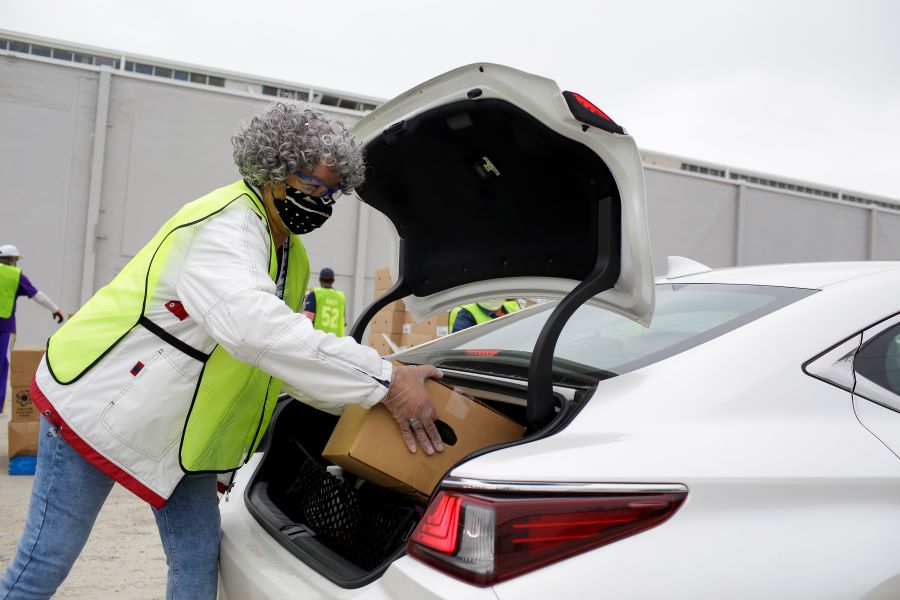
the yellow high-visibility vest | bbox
[449,300,520,332]
[0,264,22,319]
[46,180,310,472]
[312,287,346,336]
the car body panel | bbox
[855,398,900,459]
[222,262,900,598]
[657,261,900,289]
[450,265,900,483]
[351,63,654,326]
[487,474,900,599]
[422,264,900,597]
[449,321,900,486]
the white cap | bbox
[0,244,20,258]
[478,299,505,312]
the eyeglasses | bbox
[292,172,344,203]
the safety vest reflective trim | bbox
[30,380,168,509]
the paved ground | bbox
[0,403,168,599]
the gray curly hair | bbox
[232,102,366,191]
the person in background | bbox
[303,266,347,336]
[0,102,444,600]
[0,244,64,414]
[449,299,521,333]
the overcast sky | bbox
[4,0,900,199]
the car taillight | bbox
[407,489,686,586]
[463,349,500,357]
[562,91,625,135]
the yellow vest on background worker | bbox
[0,264,22,319]
[312,287,346,336]
[448,300,521,332]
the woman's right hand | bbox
[381,364,445,454]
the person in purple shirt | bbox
[0,244,64,413]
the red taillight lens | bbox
[562,91,625,135]
[463,349,501,357]
[412,492,462,553]
[408,490,686,586]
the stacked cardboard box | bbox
[367,267,406,356]
[366,267,449,356]
[400,314,449,347]
[8,347,45,464]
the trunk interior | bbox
[244,374,535,588]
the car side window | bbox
[855,323,900,397]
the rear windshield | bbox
[401,284,814,382]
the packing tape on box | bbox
[445,388,470,419]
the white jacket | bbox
[33,192,392,507]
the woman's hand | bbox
[381,364,445,454]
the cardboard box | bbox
[400,333,434,348]
[10,347,45,388]
[370,311,407,334]
[323,379,525,496]
[402,312,451,338]
[10,386,39,422]
[374,267,394,291]
[8,420,40,458]
[390,299,407,312]
[372,298,405,313]
[372,267,406,311]
[366,335,398,357]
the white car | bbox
[218,64,900,599]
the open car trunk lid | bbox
[241,63,655,589]
[350,62,654,429]
[351,62,654,328]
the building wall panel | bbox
[874,212,900,261]
[741,189,869,264]
[2,53,899,347]
[0,58,98,346]
[644,169,738,273]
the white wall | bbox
[0,55,394,346]
[644,168,900,274]
[2,52,899,347]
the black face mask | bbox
[274,187,334,234]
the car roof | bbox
[656,261,900,289]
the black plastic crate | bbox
[272,439,421,571]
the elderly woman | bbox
[0,103,444,600]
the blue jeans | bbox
[0,416,220,599]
